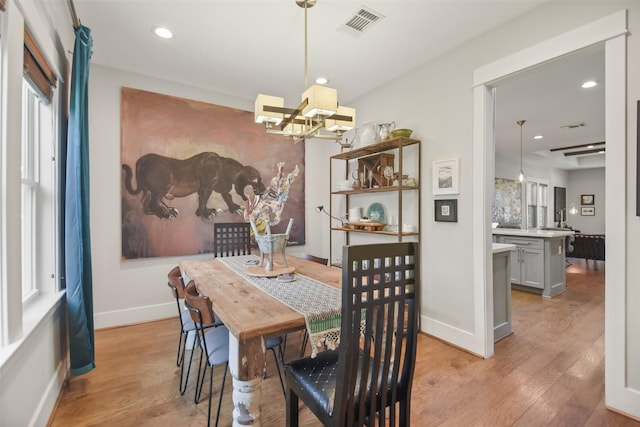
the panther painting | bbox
[120,87,305,259]
[122,152,266,219]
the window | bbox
[525,177,549,229]
[21,80,57,303]
[22,82,38,300]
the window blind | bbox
[23,27,56,103]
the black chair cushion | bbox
[286,350,339,416]
[287,349,404,424]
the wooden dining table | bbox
[180,255,342,426]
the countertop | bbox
[492,228,575,238]
[492,243,516,254]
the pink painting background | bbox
[120,87,305,259]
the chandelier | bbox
[254,0,355,144]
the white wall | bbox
[567,168,605,234]
[351,1,623,345]
[350,1,639,416]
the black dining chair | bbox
[213,222,252,257]
[285,242,419,427]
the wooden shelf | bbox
[331,137,420,160]
[331,185,419,195]
[331,227,419,237]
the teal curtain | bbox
[64,25,95,376]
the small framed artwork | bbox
[435,199,458,222]
[433,158,460,195]
[581,206,595,216]
[581,194,594,205]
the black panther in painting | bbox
[122,152,266,219]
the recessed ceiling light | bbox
[581,80,597,89]
[598,150,605,153]
[533,135,543,140]
[315,77,328,85]
[152,26,173,39]
[587,145,594,148]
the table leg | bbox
[228,333,266,426]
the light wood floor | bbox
[48,259,640,426]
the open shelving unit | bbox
[329,136,421,264]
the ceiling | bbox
[74,0,604,170]
[494,46,605,171]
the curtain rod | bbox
[68,0,81,29]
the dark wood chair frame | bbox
[285,242,419,427]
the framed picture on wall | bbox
[581,206,595,216]
[435,199,458,222]
[581,194,595,205]
[433,158,460,195]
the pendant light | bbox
[517,119,526,182]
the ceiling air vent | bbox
[340,6,384,37]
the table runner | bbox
[217,255,341,357]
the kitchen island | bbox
[493,228,574,298]
[493,243,515,341]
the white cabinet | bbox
[493,244,514,341]
[521,246,544,288]
[497,234,567,298]
[501,237,544,289]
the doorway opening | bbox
[471,10,626,364]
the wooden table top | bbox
[180,256,342,341]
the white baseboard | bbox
[94,302,176,329]
[420,314,484,358]
[31,358,68,427]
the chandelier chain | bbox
[304,1,308,89]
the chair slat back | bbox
[167,265,185,299]
[336,242,419,427]
[213,222,252,257]
[183,281,217,326]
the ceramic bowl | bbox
[391,128,413,138]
